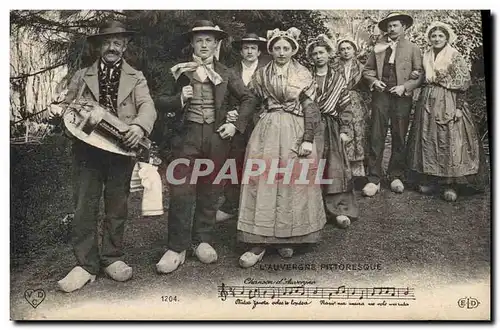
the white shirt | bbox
[344,60,352,82]
[241,60,259,86]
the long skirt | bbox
[237,110,327,244]
[407,84,489,191]
[316,115,359,220]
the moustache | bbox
[105,51,120,56]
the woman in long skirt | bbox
[407,22,488,201]
[334,38,370,180]
[237,27,326,268]
[306,34,359,227]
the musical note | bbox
[336,285,346,295]
[219,283,228,301]
[217,284,416,302]
[248,289,254,299]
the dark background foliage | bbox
[9,10,489,145]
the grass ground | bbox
[10,134,491,320]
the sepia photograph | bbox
[9,8,492,320]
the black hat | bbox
[232,33,267,51]
[182,20,228,41]
[378,12,414,32]
[87,20,135,41]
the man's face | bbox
[99,36,128,64]
[386,20,405,40]
[311,46,329,67]
[191,33,218,60]
[240,43,261,63]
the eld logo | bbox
[457,297,480,309]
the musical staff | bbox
[218,283,415,301]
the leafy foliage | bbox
[10,10,488,144]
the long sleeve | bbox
[301,93,321,142]
[227,68,258,133]
[60,69,86,113]
[338,89,354,136]
[403,44,425,93]
[362,51,378,89]
[130,71,157,136]
[446,53,471,92]
[154,72,184,116]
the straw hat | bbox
[182,20,228,41]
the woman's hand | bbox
[298,141,313,157]
[454,108,463,121]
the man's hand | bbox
[298,141,313,157]
[389,85,406,97]
[226,110,239,123]
[373,80,387,92]
[217,123,237,139]
[181,86,193,103]
[123,124,145,149]
[340,133,351,143]
[48,103,64,120]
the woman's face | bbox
[311,46,329,67]
[430,29,448,50]
[271,38,294,66]
[338,42,355,60]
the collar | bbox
[242,60,258,70]
[100,58,123,69]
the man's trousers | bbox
[167,121,231,252]
[366,91,413,184]
[71,141,135,275]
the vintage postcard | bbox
[9,9,491,320]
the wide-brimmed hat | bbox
[87,20,135,41]
[266,27,301,55]
[425,21,457,45]
[182,20,228,41]
[306,34,336,58]
[378,12,414,32]
[232,33,267,51]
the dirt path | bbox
[11,186,491,320]
[10,136,491,320]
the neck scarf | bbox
[171,55,223,85]
[423,43,458,83]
